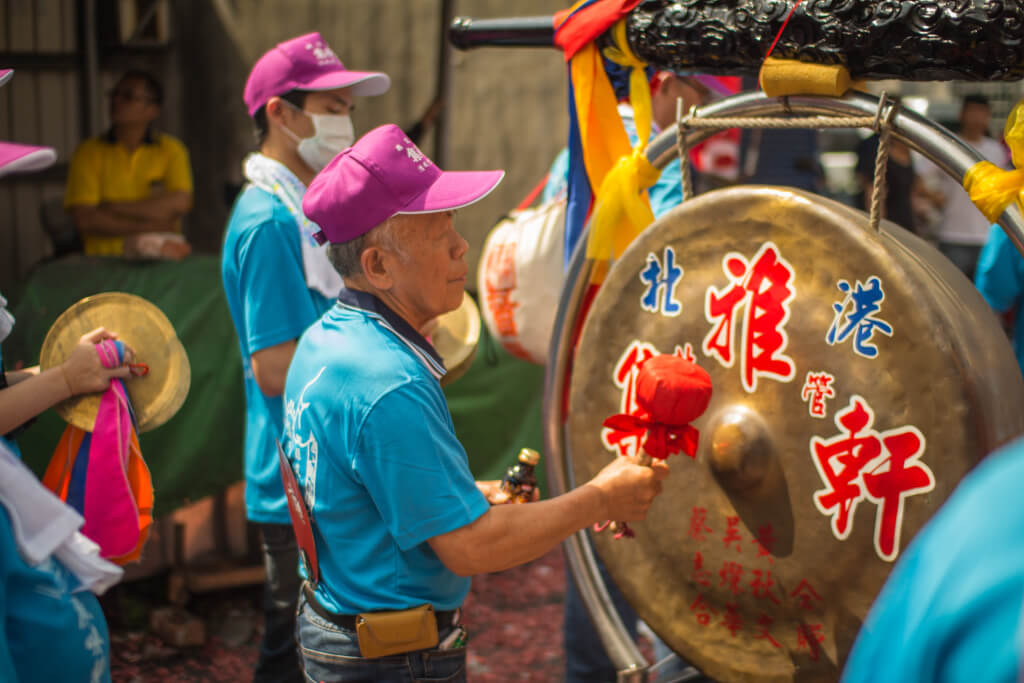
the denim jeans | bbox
[563,555,639,683]
[564,554,710,682]
[296,593,467,683]
[253,523,303,683]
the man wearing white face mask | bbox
[221,32,389,683]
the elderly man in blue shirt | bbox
[282,123,669,682]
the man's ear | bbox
[360,245,394,290]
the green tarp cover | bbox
[5,255,546,516]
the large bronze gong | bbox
[545,91,1024,683]
[566,185,1024,681]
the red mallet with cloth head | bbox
[597,353,713,538]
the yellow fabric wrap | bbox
[586,147,660,262]
[964,98,1024,223]
[602,20,654,148]
[576,17,660,279]
[569,41,632,193]
[758,57,852,98]
[567,18,660,284]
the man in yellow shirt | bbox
[64,70,193,259]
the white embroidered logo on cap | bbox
[394,140,431,172]
[305,41,340,66]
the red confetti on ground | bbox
[109,550,575,682]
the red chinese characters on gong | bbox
[688,506,713,542]
[796,623,825,661]
[801,371,836,419]
[703,242,797,394]
[689,594,718,626]
[755,613,782,648]
[810,395,935,562]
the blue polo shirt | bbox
[0,504,111,683]
[283,288,490,614]
[221,185,334,524]
[842,437,1024,682]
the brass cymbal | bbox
[40,292,191,433]
[432,292,481,387]
[567,186,1024,681]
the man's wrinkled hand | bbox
[586,457,669,522]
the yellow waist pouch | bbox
[356,604,439,658]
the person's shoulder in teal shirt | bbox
[221,184,334,524]
[842,436,1024,683]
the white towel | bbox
[0,442,122,594]
[0,292,14,344]
[242,153,344,300]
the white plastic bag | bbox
[477,198,566,365]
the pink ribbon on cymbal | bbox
[81,339,140,559]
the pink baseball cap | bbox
[0,69,56,178]
[244,32,390,116]
[303,124,504,245]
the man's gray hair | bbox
[327,216,407,279]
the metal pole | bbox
[448,15,555,50]
[434,0,455,167]
[543,89,1024,681]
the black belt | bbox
[302,583,459,632]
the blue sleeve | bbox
[975,224,1024,314]
[649,156,683,218]
[541,147,571,203]
[237,218,321,354]
[842,441,1024,683]
[353,379,489,552]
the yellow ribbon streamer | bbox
[965,97,1024,223]
[567,18,660,284]
[580,18,660,282]
[586,147,660,262]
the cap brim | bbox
[0,142,57,178]
[397,169,505,215]
[0,69,12,87]
[300,70,391,97]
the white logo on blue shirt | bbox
[285,366,327,510]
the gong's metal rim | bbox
[542,90,1024,682]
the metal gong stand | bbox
[542,88,1024,683]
